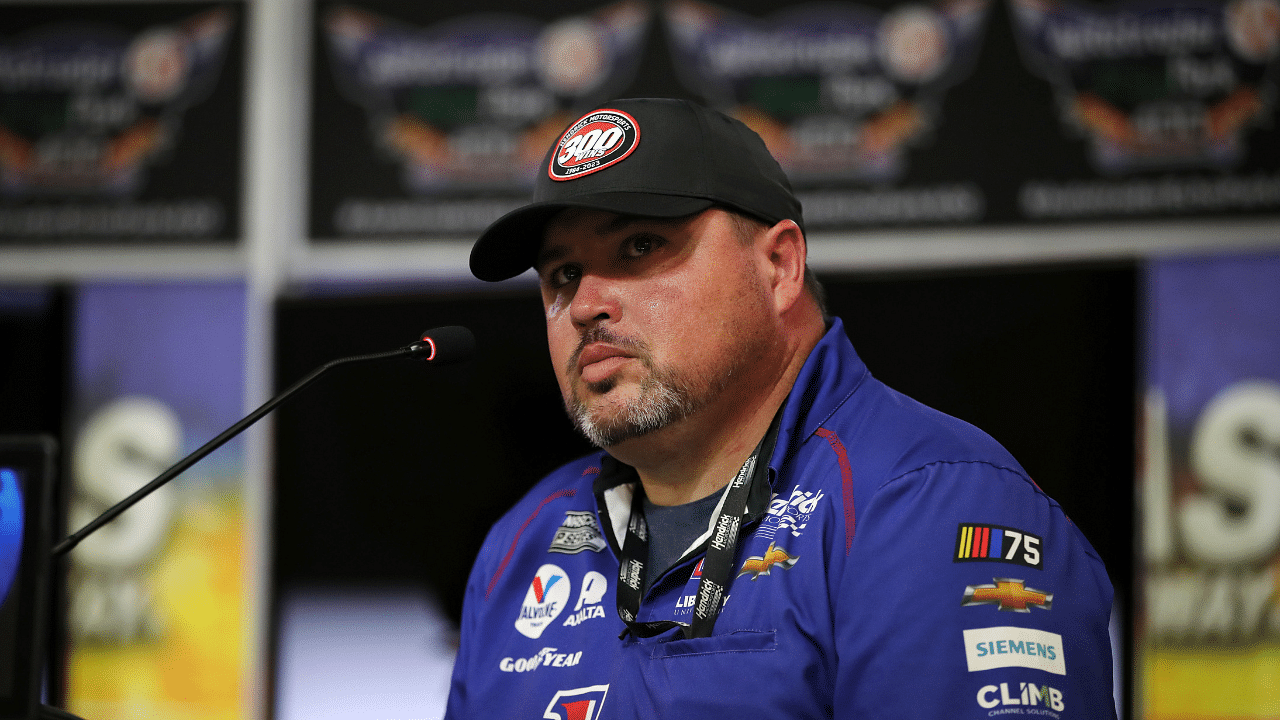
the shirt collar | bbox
[591,317,867,544]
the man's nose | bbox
[569,273,621,328]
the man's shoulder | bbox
[815,375,1025,483]
[468,452,609,577]
[488,453,607,533]
[793,318,1023,482]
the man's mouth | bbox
[577,343,634,384]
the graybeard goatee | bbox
[569,364,701,447]
[564,327,729,448]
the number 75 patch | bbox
[954,524,1043,569]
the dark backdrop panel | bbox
[0,3,244,245]
[0,286,69,706]
[272,287,596,619]
[272,262,1135,631]
[0,288,68,438]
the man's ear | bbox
[761,219,807,314]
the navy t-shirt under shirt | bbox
[641,490,721,593]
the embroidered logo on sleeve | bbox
[954,523,1043,569]
[549,510,607,554]
[963,626,1066,675]
[962,578,1053,612]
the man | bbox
[446,98,1116,719]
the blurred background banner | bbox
[309,0,1280,241]
[1009,0,1280,221]
[66,281,249,720]
[663,0,993,227]
[0,2,244,245]
[309,0,654,240]
[1141,253,1280,719]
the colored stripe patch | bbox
[953,523,1043,570]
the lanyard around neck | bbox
[613,420,776,640]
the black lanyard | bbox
[612,419,777,640]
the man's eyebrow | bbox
[535,243,569,272]
[537,214,679,269]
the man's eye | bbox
[549,264,581,287]
[623,234,661,258]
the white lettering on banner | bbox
[621,559,642,591]
[1183,382,1280,565]
[1045,15,1216,61]
[963,627,1066,675]
[68,398,180,642]
[1143,384,1280,642]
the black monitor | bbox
[0,437,55,720]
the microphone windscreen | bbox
[417,326,476,365]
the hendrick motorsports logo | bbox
[516,563,571,639]
[544,684,609,720]
[759,486,825,540]
[549,109,639,181]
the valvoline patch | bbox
[516,563,571,639]
[549,109,639,181]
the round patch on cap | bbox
[548,109,640,181]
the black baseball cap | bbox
[469,98,803,282]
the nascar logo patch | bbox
[954,523,1043,569]
[549,510,607,555]
[549,109,639,181]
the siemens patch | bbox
[954,523,1042,569]
[963,626,1065,675]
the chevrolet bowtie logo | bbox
[962,578,1053,612]
[737,542,798,579]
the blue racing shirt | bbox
[444,318,1116,719]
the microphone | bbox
[404,326,476,365]
[53,326,475,557]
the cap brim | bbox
[469,192,714,281]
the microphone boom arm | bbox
[54,342,434,557]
